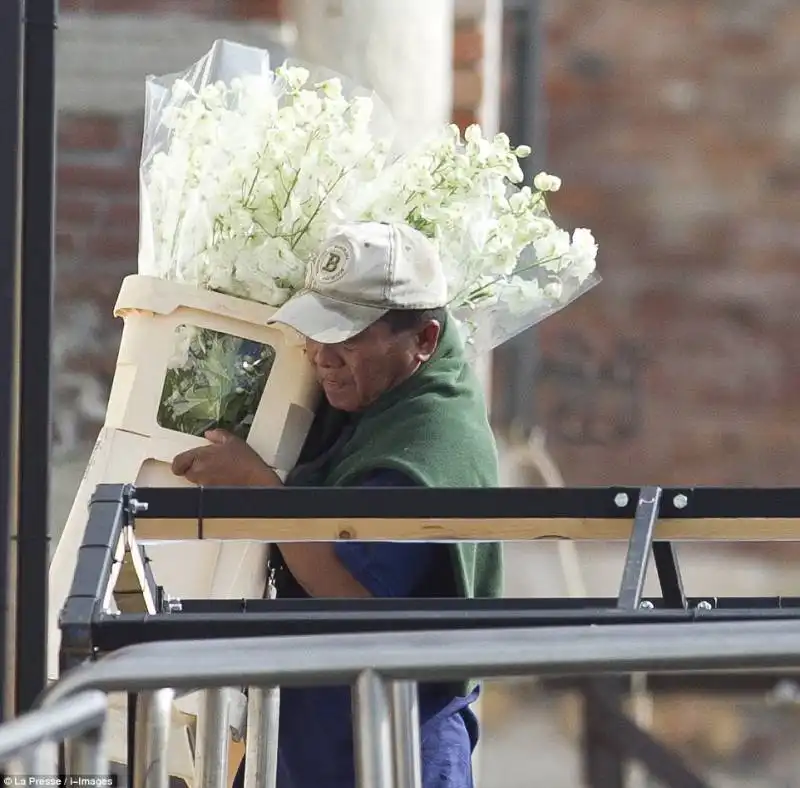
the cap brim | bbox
[267,291,388,344]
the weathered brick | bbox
[453,68,483,111]
[64,0,220,15]
[58,162,137,197]
[105,199,141,229]
[230,0,284,20]
[55,229,83,259]
[58,114,123,152]
[84,227,139,263]
[453,23,483,67]
[56,195,106,228]
[452,108,479,131]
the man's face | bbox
[305,320,441,412]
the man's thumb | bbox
[204,429,231,444]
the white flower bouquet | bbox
[138,39,599,437]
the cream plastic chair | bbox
[48,275,320,785]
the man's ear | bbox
[415,320,442,362]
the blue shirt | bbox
[267,469,480,788]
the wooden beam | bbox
[132,516,800,543]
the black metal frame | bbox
[15,0,58,716]
[0,0,24,730]
[1,0,57,722]
[55,482,800,788]
[99,483,800,520]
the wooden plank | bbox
[132,517,800,543]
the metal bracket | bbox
[584,486,706,788]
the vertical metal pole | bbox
[133,689,173,788]
[499,0,546,430]
[71,726,109,777]
[243,687,279,788]
[15,0,57,715]
[653,541,687,609]
[127,693,137,788]
[584,486,663,788]
[23,740,59,776]
[389,681,421,788]
[195,689,230,788]
[0,0,24,730]
[352,670,395,788]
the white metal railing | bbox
[2,619,795,788]
[0,690,107,777]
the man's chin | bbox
[323,384,358,412]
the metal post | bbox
[352,670,395,788]
[71,726,108,777]
[243,687,279,788]
[389,681,421,788]
[0,0,24,730]
[617,486,663,610]
[653,541,687,609]
[195,689,230,788]
[22,740,58,776]
[498,0,546,429]
[133,689,173,788]
[15,0,57,715]
[584,486,662,788]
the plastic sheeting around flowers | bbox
[451,241,601,361]
[351,122,601,357]
[138,38,397,305]
[137,38,600,366]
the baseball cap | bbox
[267,221,449,344]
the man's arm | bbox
[273,542,374,598]
[169,433,435,598]
[277,469,439,599]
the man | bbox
[172,221,502,788]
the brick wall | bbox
[511,0,800,486]
[59,0,283,19]
[452,16,485,130]
[54,110,137,454]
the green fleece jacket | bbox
[289,315,503,601]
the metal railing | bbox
[0,690,108,777]
[47,481,800,788]
[28,618,800,788]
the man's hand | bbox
[171,429,283,487]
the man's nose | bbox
[307,341,341,368]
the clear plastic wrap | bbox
[138,39,396,304]
[136,39,600,434]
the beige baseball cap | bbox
[267,221,449,344]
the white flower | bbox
[565,228,598,282]
[543,281,563,300]
[499,277,546,315]
[534,172,562,192]
[166,324,199,369]
[140,44,597,341]
[533,228,571,270]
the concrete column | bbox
[288,0,454,150]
